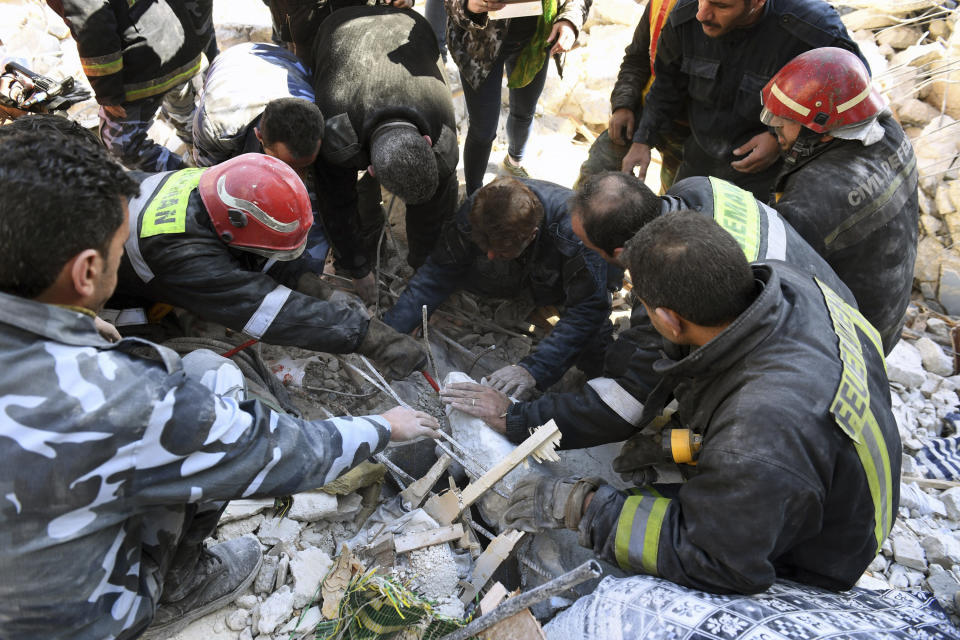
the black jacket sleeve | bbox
[610,3,652,114]
[631,12,685,146]
[53,0,125,105]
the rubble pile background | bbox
[3,0,960,637]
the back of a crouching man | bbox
[501,211,900,594]
[0,131,440,639]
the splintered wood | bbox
[424,421,561,526]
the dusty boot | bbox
[357,318,427,379]
[142,537,262,639]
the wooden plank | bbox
[394,524,465,554]
[399,454,452,508]
[479,582,509,615]
[902,475,960,490]
[459,421,561,511]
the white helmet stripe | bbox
[216,175,300,233]
[770,82,810,117]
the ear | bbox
[254,126,263,144]
[68,248,101,300]
[367,164,376,177]
[612,247,624,261]
[654,307,684,341]
[423,134,432,147]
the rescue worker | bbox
[762,47,919,354]
[620,0,865,200]
[0,131,441,640]
[576,0,688,190]
[310,5,459,272]
[113,153,427,380]
[264,0,413,57]
[386,177,616,398]
[192,43,320,170]
[47,0,215,172]
[500,212,901,594]
[443,171,851,448]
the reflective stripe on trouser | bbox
[614,486,672,574]
[99,84,196,172]
[817,279,893,551]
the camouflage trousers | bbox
[99,81,198,172]
[576,128,685,194]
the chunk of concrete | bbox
[887,341,927,387]
[220,498,273,524]
[225,608,249,631]
[939,264,960,316]
[892,534,928,570]
[290,547,334,609]
[257,517,302,546]
[288,491,339,523]
[916,337,954,376]
[926,570,960,613]
[942,487,960,520]
[922,534,960,568]
[257,586,294,635]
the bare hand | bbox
[731,132,780,173]
[608,108,635,146]
[352,273,378,306]
[101,104,127,119]
[548,20,577,56]
[94,316,121,342]
[621,142,652,179]
[440,381,510,433]
[466,0,506,13]
[487,364,536,398]
[382,406,441,442]
[390,0,414,6]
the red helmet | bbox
[760,47,884,134]
[198,153,312,260]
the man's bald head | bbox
[569,171,661,261]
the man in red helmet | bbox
[761,47,919,354]
[112,153,427,379]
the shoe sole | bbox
[140,552,263,640]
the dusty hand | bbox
[466,0,506,13]
[487,364,536,398]
[548,20,577,56]
[352,273,378,306]
[621,142,652,179]
[731,132,780,173]
[440,381,510,433]
[94,316,121,343]
[382,406,441,442]
[101,104,127,119]
[608,108,636,146]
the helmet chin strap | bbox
[784,127,828,168]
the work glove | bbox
[612,431,665,486]
[357,318,427,380]
[487,364,536,399]
[500,475,603,533]
[297,272,368,317]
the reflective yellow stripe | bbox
[770,82,810,117]
[710,177,762,261]
[81,54,123,77]
[615,493,670,575]
[124,57,201,102]
[139,168,205,238]
[816,278,893,549]
[837,83,873,114]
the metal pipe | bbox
[439,560,602,640]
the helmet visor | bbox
[759,106,792,128]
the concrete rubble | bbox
[6,0,960,637]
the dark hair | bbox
[623,210,755,326]
[571,171,661,254]
[469,177,544,253]
[370,125,438,205]
[0,131,139,298]
[259,97,325,159]
[0,113,102,148]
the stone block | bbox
[255,555,279,595]
[855,573,889,590]
[257,586,294,635]
[843,8,897,31]
[917,337,955,376]
[578,89,610,126]
[899,97,945,128]
[942,487,960,520]
[220,499,273,524]
[887,341,927,387]
[891,43,946,70]
[290,547,333,609]
[877,24,922,50]
[915,236,946,283]
[937,182,957,216]
[922,534,960,568]
[939,264,960,316]
[226,608,250,631]
[926,570,960,613]
[236,594,259,610]
[288,491,339,523]
[892,534,927,570]
[217,514,264,541]
[258,517,302,546]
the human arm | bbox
[313,158,371,279]
[730,131,780,174]
[609,2,652,142]
[445,0,505,30]
[382,213,476,334]
[54,1,125,105]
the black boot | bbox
[142,537,262,639]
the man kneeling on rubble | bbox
[111,152,425,379]
[384,176,616,398]
[500,212,900,594]
[0,131,442,640]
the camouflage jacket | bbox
[0,292,390,639]
[444,0,591,91]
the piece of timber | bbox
[399,454,452,508]
[394,523,465,554]
[461,529,525,602]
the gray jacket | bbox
[0,292,390,639]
